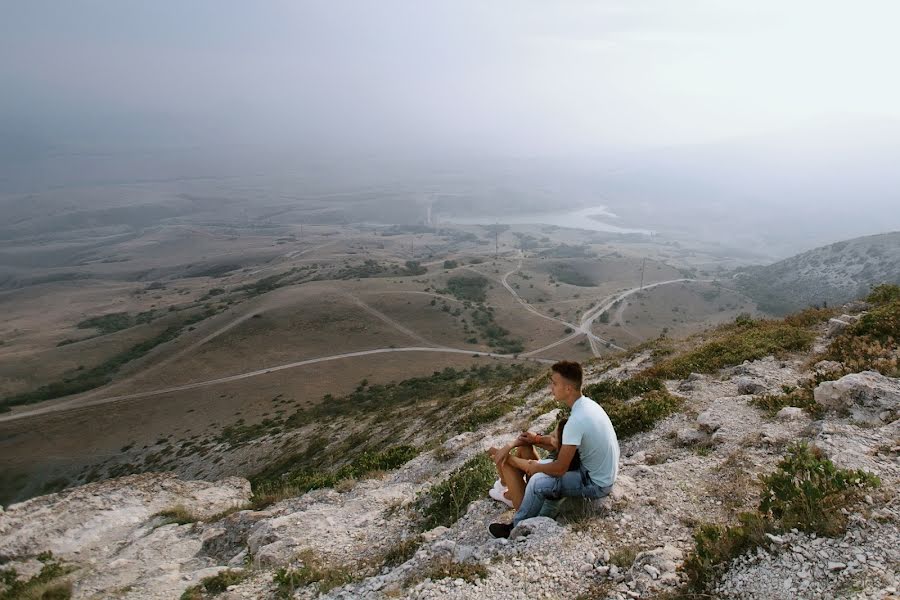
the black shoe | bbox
[489,522,513,539]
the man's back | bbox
[561,396,619,487]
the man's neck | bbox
[562,392,582,408]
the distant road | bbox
[0,347,553,422]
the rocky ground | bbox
[1,310,898,599]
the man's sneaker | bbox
[489,487,514,508]
[489,522,513,539]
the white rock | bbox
[696,411,722,433]
[814,371,900,424]
[776,407,805,421]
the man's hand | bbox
[487,446,509,468]
[521,460,539,476]
[517,431,540,446]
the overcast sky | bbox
[3,1,900,157]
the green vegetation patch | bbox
[538,244,594,259]
[549,263,595,287]
[273,551,355,598]
[759,443,880,536]
[180,570,249,599]
[823,284,900,377]
[644,314,817,380]
[1,308,220,412]
[679,443,880,596]
[470,307,525,354]
[153,504,201,526]
[0,552,74,600]
[286,364,532,429]
[582,377,681,438]
[416,453,496,530]
[251,445,419,508]
[444,274,489,302]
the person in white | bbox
[488,360,619,538]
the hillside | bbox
[733,231,900,315]
[0,285,897,599]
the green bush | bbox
[823,289,899,376]
[750,385,823,418]
[583,376,681,438]
[445,274,488,302]
[583,377,665,401]
[680,442,880,595]
[77,312,133,334]
[0,553,74,600]
[251,445,419,508]
[273,552,354,597]
[682,512,773,594]
[418,453,496,530]
[760,442,880,536]
[646,319,815,380]
[180,569,249,599]
[867,283,900,304]
[602,389,682,438]
[380,538,422,569]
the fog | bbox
[2,1,899,256]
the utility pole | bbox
[494,223,499,259]
[640,257,646,290]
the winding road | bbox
[0,252,711,423]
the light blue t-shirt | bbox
[561,396,619,487]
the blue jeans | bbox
[512,466,613,526]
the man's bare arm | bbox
[520,445,577,477]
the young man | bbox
[488,360,620,538]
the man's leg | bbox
[512,472,560,526]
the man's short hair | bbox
[551,360,582,391]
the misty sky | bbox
[3,1,900,157]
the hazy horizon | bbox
[2,2,900,256]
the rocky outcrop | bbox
[1,329,898,600]
[815,370,900,425]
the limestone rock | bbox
[814,371,900,424]
[776,407,805,421]
[827,318,852,337]
[696,411,722,433]
[676,428,709,446]
[510,517,563,541]
[734,376,766,395]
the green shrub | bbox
[602,389,682,438]
[760,442,880,536]
[153,504,200,525]
[251,445,419,508]
[180,569,249,599]
[445,274,488,302]
[273,552,354,597]
[867,283,900,304]
[380,538,422,569]
[823,291,899,376]
[583,377,665,401]
[418,453,496,530]
[0,553,74,600]
[414,558,488,584]
[680,442,880,594]
[646,319,815,380]
[77,312,133,334]
[682,512,773,594]
[750,385,823,418]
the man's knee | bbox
[527,473,559,497]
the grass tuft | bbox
[417,453,496,530]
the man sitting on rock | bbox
[488,360,620,538]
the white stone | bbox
[776,407,805,421]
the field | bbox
[0,196,762,505]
